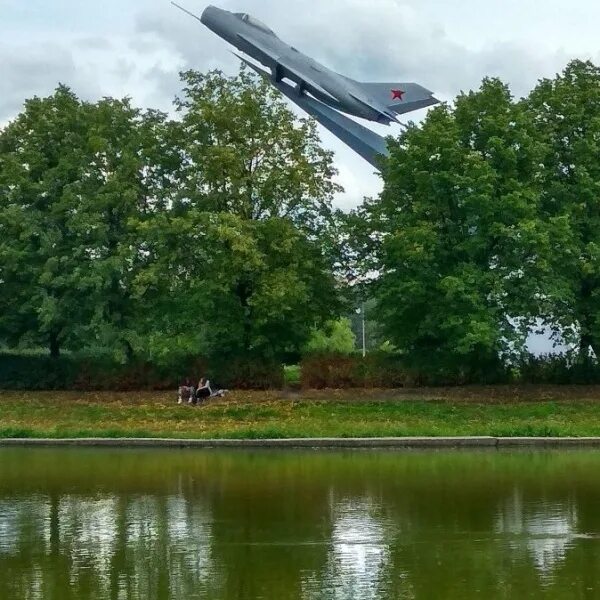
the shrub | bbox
[516,353,600,384]
[283,365,301,388]
[0,352,282,391]
[304,318,356,354]
[209,358,284,390]
[300,353,411,389]
[300,352,513,388]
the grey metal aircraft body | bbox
[172,3,440,166]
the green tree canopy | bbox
[0,87,177,358]
[0,68,342,362]
[304,317,356,355]
[368,78,547,373]
[173,68,340,229]
[525,60,600,358]
[137,68,342,361]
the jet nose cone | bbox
[201,4,224,24]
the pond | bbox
[1,448,599,599]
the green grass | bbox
[1,389,600,439]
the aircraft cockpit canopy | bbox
[235,13,276,36]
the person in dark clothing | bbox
[195,377,211,403]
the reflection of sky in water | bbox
[0,493,215,599]
[496,489,578,581]
[58,497,118,588]
[303,498,398,600]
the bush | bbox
[283,365,301,388]
[516,353,600,384]
[300,352,513,388]
[209,358,284,390]
[300,352,600,389]
[304,318,356,354]
[0,352,283,391]
[5,350,598,391]
[300,353,411,389]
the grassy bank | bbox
[3,388,600,438]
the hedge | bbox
[300,353,412,389]
[299,352,511,388]
[3,351,599,391]
[0,352,283,391]
[300,352,600,388]
[516,354,600,384]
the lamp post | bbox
[356,304,366,358]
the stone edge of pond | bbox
[2,437,600,448]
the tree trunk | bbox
[578,279,597,361]
[236,280,253,356]
[123,339,135,364]
[49,332,60,359]
[579,332,592,360]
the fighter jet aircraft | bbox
[173,3,439,126]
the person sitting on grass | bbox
[177,378,196,405]
[195,377,228,404]
[195,377,212,403]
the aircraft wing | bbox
[234,53,389,168]
[276,59,339,104]
[359,82,439,115]
[236,33,338,105]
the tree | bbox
[66,98,179,360]
[304,318,356,354]
[138,210,339,362]
[0,86,91,356]
[0,68,343,363]
[525,60,600,359]
[369,78,547,374]
[0,87,178,358]
[135,68,342,361]
[173,67,340,228]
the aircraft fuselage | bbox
[200,5,398,123]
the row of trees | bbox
[0,69,341,362]
[347,59,600,373]
[2,59,600,375]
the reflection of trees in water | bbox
[0,492,216,600]
[495,489,578,581]
[2,450,600,599]
[0,496,51,556]
[0,497,51,600]
[57,496,118,591]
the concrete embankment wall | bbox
[3,437,600,448]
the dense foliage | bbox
[524,61,600,357]
[304,318,356,355]
[0,68,340,368]
[354,60,600,376]
[4,60,600,388]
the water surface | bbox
[1,448,600,599]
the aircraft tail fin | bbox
[359,82,439,115]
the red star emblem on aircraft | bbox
[391,89,405,101]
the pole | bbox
[362,302,366,358]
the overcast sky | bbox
[3,0,600,211]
